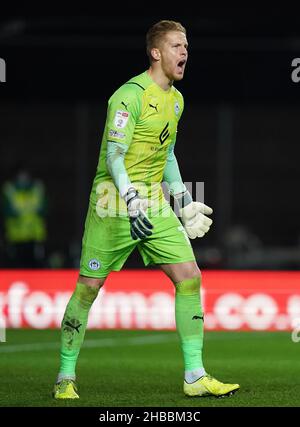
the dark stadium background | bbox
[1,7,300,270]
[2,6,300,412]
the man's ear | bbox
[151,48,161,61]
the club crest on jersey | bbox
[114,110,130,128]
[174,102,180,115]
[88,259,101,271]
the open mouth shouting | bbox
[176,58,187,75]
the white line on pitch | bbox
[0,333,178,353]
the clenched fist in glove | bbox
[176,191,213,239]
[124,187,153,240]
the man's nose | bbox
[181,48,187,57]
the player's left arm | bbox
[163,142,213,239]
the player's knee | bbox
[175,275,201,295]
[164,261,201,284]
[178,263,201,283]
[187,263,201,281]
[72,282,100,309]
[78,274,106,289]
[75,276,106,306]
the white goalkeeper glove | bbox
[176,191,213,239]
[124,187,153,240]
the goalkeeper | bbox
[53,20,239,399]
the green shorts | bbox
[79,203,195,278]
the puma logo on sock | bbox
[65,321,82,333]
[192,315,204,320]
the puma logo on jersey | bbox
[149,103,158,112]
[121,101,129,110]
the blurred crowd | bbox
[0,166,47,268]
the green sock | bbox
[58,282,99,379]
[175,276,204,372]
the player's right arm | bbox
[104,84,140,196]
[104,84,153,239]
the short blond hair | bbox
[146,20,186,61]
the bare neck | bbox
[147,67,173,91]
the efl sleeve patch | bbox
[114,110,130,128]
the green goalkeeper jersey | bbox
[90,70,184,216]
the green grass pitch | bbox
[0,329,299,407]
